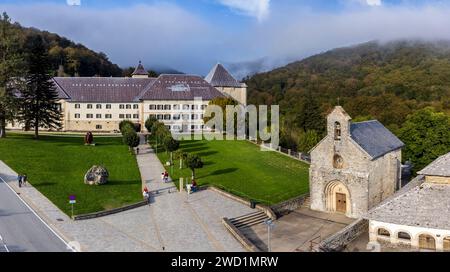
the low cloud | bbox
[2,2,450,77]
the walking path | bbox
[0,135,253,252]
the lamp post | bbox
[264,219,275,252]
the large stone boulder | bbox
[84,165,109,186]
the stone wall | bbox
[318,218,369,252]
[271,193,309,217]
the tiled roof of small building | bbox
[205,63,242,88]
[418,152,450,177]
[138,74,225,101]
[132,61,148,76]
[365,181,450,230]
[53,77,156,102]
[350,120,404,160]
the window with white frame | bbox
[75,104,81,109]
[87,104,93,109]
[75,113,80,119]
[86,114,93,119]
[105,114,112,119]
[106,104,111,109]
[96,104,102,109]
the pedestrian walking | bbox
[22,174,27,186]
[17,174,22,188]
[143,187,150,205]
[136,147,140,155]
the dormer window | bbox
[334,122,341,141]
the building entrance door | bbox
[336,193,347,213]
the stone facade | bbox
[309,106,403,218]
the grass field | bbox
[0,133,142,215]
[153,138,310,205]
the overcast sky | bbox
[1,0,450,77]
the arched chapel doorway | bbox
[325,181,351,215]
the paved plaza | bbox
[0,136,254,252]
[241,207,354,252]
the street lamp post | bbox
[264,219,275,252]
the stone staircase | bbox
[229,211,270,229]
[301,196,311,209]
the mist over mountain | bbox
[245,39,450,149]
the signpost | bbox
[69,195,76,218]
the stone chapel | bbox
[309,106,404,218]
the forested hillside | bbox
[245,40,450,148]
[11,21,122,77]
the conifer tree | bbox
[20,34,62,139]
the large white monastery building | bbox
[8,62,247,133]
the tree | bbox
[296,91,325,135]
[145,115,157,133]
[0,12,23,138]
[174,150,188,169]
[119,120,135,134]
[203,97,238,132]
[186,154,204,180]
[398,107,450,173]
[163,136,180,164]
[298,130,321,153]
[123,130,140,151]
[20,34,61,139]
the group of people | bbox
[17,174,28,188]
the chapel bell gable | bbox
[327,106,352,141]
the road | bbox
[0,177,71,252]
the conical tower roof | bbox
[205,63,241,87]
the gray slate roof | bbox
[132,61,148,76]
[418,152,450,177]
[350,120,404,159]
[53,77,156,102]
[53,74,226,102]
[138,74,225,101]
[365,181,450,230]
[205,63,242,88]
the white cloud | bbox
[217,0,270,21]
[66,0,81,6]
[366,0,382,6]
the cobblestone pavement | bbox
[0,135,253,252]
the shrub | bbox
[123,130,140,150]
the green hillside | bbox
[10,21,123,77]
[245,40,450,149]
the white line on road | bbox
[0,176,75,252]
[0,234,10,252]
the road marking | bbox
[0,234,9,252]
[0,176,75,252]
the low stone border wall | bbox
[207,186,277,220]
[73,200,148,221]
[317,218,369,252]
[222,218,261,252]
[247,139,311,164]
[271,193,310,217]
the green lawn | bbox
[0,133,142,215]
[154,138,310,205]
